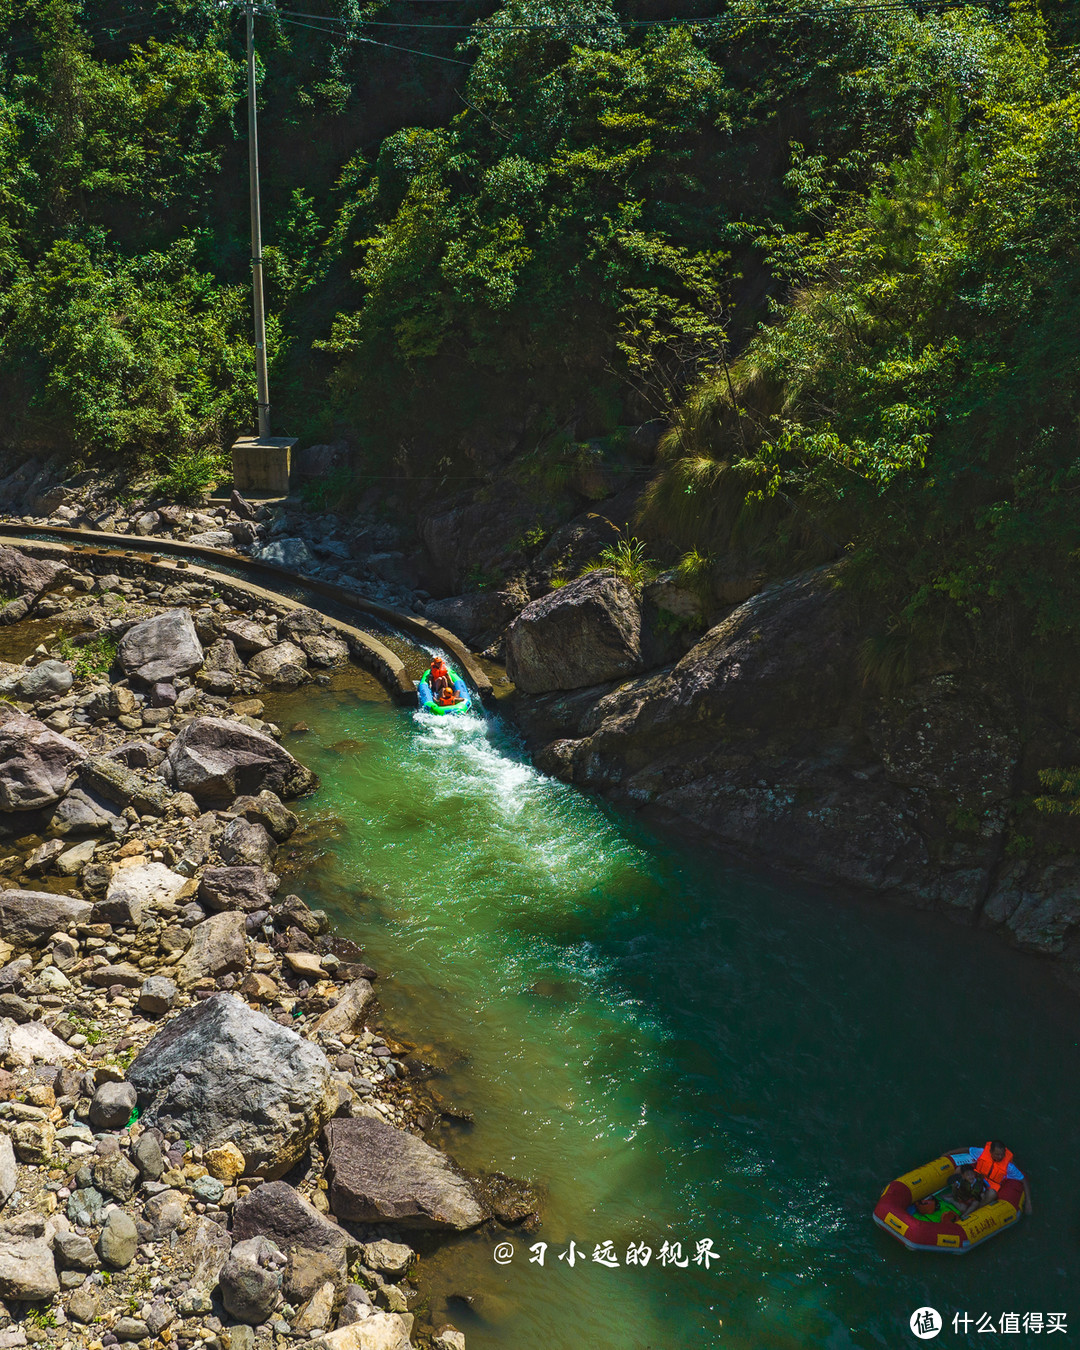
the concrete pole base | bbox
[231,436,297,495]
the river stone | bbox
[138,975,178,1015]
[142,1189,184,1240]
[224,618,274,653]
[314,1314,414,1350]
[176,1215,233,1292]
[218,1236,285,1324]
[0,545,68,600]
[0,1135,16,1207]
[79,755,172,816]
[285,1248,348,1306]
[174,910,246,988]
[313,978,374,1038]
[200,865,277,912]
[53,1231,99,1272]
[127,992,337,1177]
[323,1117,485,1230]
[166,716,318,804]
[505,570,644,693]
[19,660,73,700]
[188,529,235,549]
[98,861,189,926]
[424,591,521,645]
[47,785,122,837]
[0,1236,59,1301]
[118,609,204,684]
[231,1180,357,1260]
[294,1280,337,1332]
[0,890,92,946]
[230,789,299,841]
[361,1241,414,1278]
[98,1208,138,1268]
[67,1187,104,1227]
[92,1152,139,1202]
[219,817,277,868]
[246,640,309,688]
[252,537,317,570]
[11,1120,54,1164]
[56,837,96,875]
[133,1131,165,1181]
[0,715,87,811]
[89,1080,137,1131]
[8,1021,76,1066]
[433,1327,467,1350]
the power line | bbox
[274,12,475,59]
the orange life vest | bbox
[974,1141,1013,1189]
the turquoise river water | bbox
[272,670,1080,1350]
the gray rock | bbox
[313,979,374,1039]
[53,1231,99,1272]
[285,1247,348,1305]
[67,1282,99,1323]
[0,715,87,811]
[223,618,273,653]
[113,1317,150,1342]
[231,1181,357,1261]
[24,838,65,875]
[79,756,172,816]
[138,975,178,1016]
[67,1187,104,1227]
[128,993,338,1177]
[98,1209,138,1268]
[433,1326,467,1350]
[293,1279,337,1332]
[188,530,235,549]
[218,1236,285,1325]
[0,1136,16,1208]
[229,790,299,842]
[166,716,318,804]
[98,860,189,927]
[18,660,73,700]
[144,1299,177,1337]
[176,1216,233,1292]
[0,545,68,601]
[89,1080,138,1131]
[335,1283,374,1328]
[92,1152,140,1202]
[506,571,643,694]
[0,890,92,946]
[219,817,277,869]
[174,910,246,988]
[142,1189,184,1240]
[252,538,317,570]
[46,786,122,837]
[361,1241,414,1278]
[118,609,204,684]
[132,1131,165,1181]
[298,633,350,668]
[425,592,521,645]
[0,1236,59,1301]
[199,866,277,913]
[192,1174,225,1204]
[247,641,308,689]
[323,1117,485,1230]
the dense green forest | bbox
[1,0,1079,680]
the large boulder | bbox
[219,1236,286,1325]
[118,609,204,684]
[247,641,308,689]
[127,993,337,1177]
[231,1181,357,1261]
[166,717,318,804]
[0,1235,59,1301]
[0,546,69,603]
[313,1315,414,1350]
[97,862,190,927]
[424,591,522,645]
[199,866,277,913]
[323,1117,485,1231]
[0,890,92,946]
[0,715,87,810]
[79,756,172,815]
[505,571,643,694]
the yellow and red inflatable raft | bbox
[874,1153,1025,1253]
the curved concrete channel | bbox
[0,524,494,706]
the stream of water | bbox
[267,671,1076,1348]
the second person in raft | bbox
[951,1140,1033,1217]
[429,658,463,706]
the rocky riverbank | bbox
[0,542,515,1350]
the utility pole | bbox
[246,0,270,437]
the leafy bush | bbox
[150,447,230,504]
[55,632,117,679]
[585,533,656,590]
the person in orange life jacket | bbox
[428,658,459,705]
[960,1140,1033,1216]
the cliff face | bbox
[508,570,1080,978]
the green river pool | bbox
[270,670,1079,1350]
